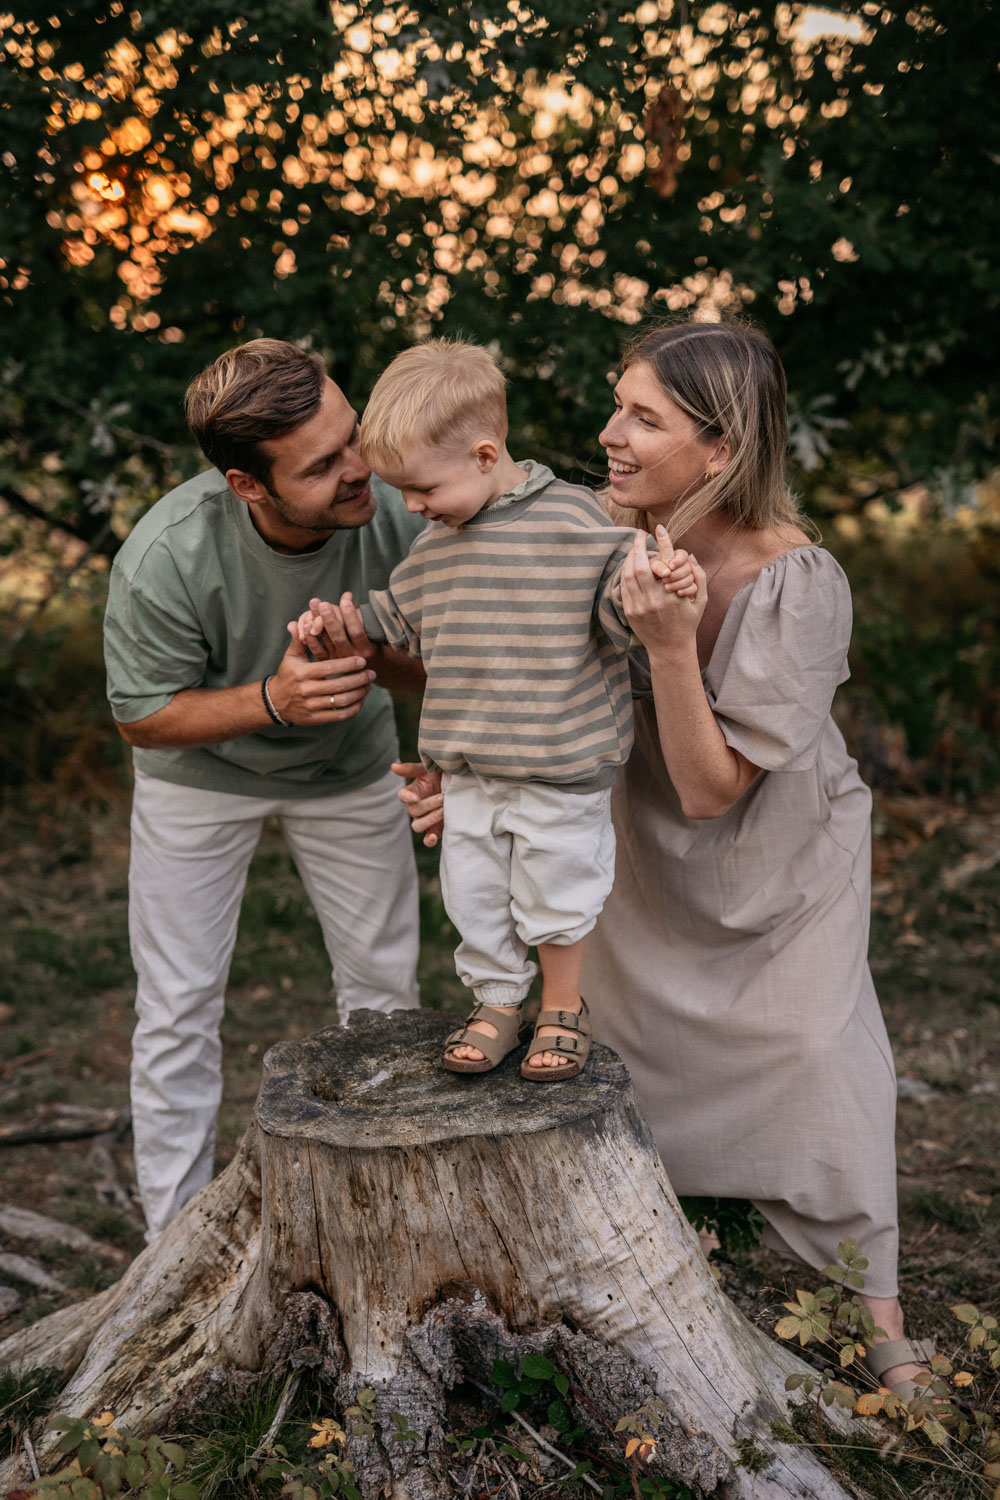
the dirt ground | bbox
[1,779,998,1492]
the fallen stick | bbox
[0,1049,53,1077]
[0,1204,128,1262]
[0,1252,66,1294]
[0,1107,129,1145]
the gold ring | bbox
[329,693,337,708]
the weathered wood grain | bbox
[0,1011,869,1499]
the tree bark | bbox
[0,1010,869,1499]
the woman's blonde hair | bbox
[361,339,508,470]
[605,318,810,537]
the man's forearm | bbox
[115,684,270,749]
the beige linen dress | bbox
[584,546,900,1297]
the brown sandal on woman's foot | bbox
[443,1003,529,1074]
[520,999,591,1081]
[860,1336,937,1401]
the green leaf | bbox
[952,1302,981,1324]
[519,1353,556,1381]
[497,1441,530,1461]
[126,1453,147,1487]
[554,1372,569,1396]
[492,1359,516,1388]
[77,1439,100,1471]
[547,1398,570,1429]
[94,1452,125,1493]
[500,1389,520,1413]
[922,1417,950,1448]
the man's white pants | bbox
[128,768,420,1237]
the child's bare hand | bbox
[297,604,333,660]
[622,526,707,657]
[392,761,444,847]
[662,549,698,597]
[648,535,697,597]
[311,594,375,661]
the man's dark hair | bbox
[184,338,327,486]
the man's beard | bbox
[265,480,373,532]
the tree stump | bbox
[0,1010,869,1499]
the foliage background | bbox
[3,0,1000,797]
[0,2,997,828]
[2,1,998,536]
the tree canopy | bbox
[1,0,997,581]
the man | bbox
[104,338,425,1238]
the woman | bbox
[396,317,926,1395]
[584,316,927,1397]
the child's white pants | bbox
[128,769,420,1238]
[439,771,616,1008]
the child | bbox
[299,339,694,1080]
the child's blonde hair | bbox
[361,339,508,469]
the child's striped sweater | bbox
[360,462,646,791]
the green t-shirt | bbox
[104,470,425,798]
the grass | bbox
[0,1368,65,1459]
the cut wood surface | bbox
[0,1010,869,1499]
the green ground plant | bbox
[31,1414,199,1500]
[13,1367,695,1500]
[0,1372,63,1461]
[675,1198,766,1258]
[774,1239,1000,1498]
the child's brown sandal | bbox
[443,1003,529,1074]
[520,999,591,1082]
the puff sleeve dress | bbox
[583,547,900,1297]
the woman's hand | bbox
[622,525,706,661]
[392,762,444,847]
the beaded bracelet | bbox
[261,674,290,727]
